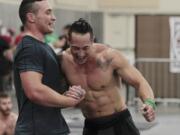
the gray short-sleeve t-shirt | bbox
[13,36,69,135]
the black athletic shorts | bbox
[83,109,140,135]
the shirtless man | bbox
[61,18,156,135]
[0,93,17,135]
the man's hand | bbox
[64,85,86,104]
[141,104,156,122]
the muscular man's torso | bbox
[62,45,126,118]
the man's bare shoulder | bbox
[10,112,18,120]
[94,44,128,68]
[94,43,116,57]
[61,49,74,66]
[62,48,71,57]
[59,49,71,61]
[93,43,110,54]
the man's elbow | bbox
[24,86,42,102]
[131,81,140,90]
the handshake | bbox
[64,85,86,106]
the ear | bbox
[26,13,36,23]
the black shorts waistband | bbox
[84,109,131,129]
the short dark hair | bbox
[0,92,10,99]
[63,24,71,31]
[19,0,44,24]
[68,18,93,41]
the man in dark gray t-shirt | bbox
[13,0,86,135]
[14,36,69,134]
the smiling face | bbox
[19,0,56,35]
[69,32,93,65]
[34,0,56,34]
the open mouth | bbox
[77,57,87,64]
[48,23,54,28]
[77,56,87,61]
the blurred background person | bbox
[60,24,71,51]
[0,23,14,92]
[53,24,71,54]
[13,25,25,47]
[62,24,71,37]
[0,92,17,135]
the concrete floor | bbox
[9,90,180,135]
[140,104,180,135]
[62,103,180,135]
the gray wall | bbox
[0,3,21,32]
[54,9,103,42]
[0,3,103,42]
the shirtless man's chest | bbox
[64,60,114,91]
[62,48,127,117]
[0,114,16,135]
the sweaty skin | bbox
[61,32,155,121]
[62,44,131,118]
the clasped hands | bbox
[64,85,86,102]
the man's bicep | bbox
[113,51,140,86]
[117,64,143,88]
[20,71,43,97]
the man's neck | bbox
[0,112,10,120]
[24,25,45,42]
[25,31,45,42]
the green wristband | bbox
[144,98,156,110]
